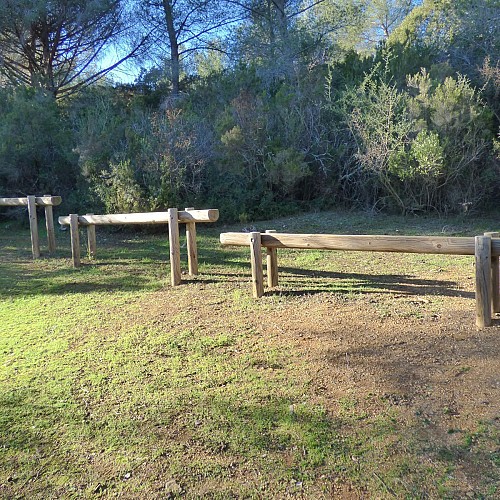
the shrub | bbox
[336,66,497,214]
[0,87,77,202]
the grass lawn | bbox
[0,209,499,498]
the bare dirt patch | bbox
[130,250,499,497]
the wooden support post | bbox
[250,232,264,298]
[168,208,182,286]
[475,235,492,328]
[27,195,40,259]
[265,230,278,287]
[44,195,56,253]
[69,214,81,268]
[185,207,198,276]
[86,213,96,259]
[485,232,500,313]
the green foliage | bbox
[337,69,412,211]
[408,130,444,178]
[0,87,77,201]
[406,71,496,211]
[94,160,145,213]
[334,62,498,213]
[266,148,310,192]
[389,0,500,111]
[0,0,498,221]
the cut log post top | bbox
[0,196,62,206]
[220,232,500,257]
[58,209,219,226]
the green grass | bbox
[1,210,499,498]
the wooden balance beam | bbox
[220,231,500,328]
[59,208,219,286]
[0,195,62,258]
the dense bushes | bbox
[67,67,336,221]
[0,88,77,200]
[333,67,497,214]
[0,7,498,220]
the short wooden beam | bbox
[185,207,198,276]
[265,230,278,287]
[250,232,264,298]
[58,209,219,226]
[168,208,182,286]
[86,213,96,259]
[475,235,492,328]
[0,196,61,207]
[485,232,500,313]
[69,214,81,268]
[44,194,56,253]
[27,195,40,259]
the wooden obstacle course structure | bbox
[0,195,61,258]
[485,232,500,314]
[59,208,219,286]
[220,231,500,328]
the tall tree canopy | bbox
[0,0,144,98]
[139,0,241,96]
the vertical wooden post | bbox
[44,194,56,253]
[185,207,198,276]
[485,232,499,313]
[86,214,96,259]
[168,208,182,286]
[250,232,264,298]
[475,235,492,328]
[265,229,278,287]
[69,214,81,268]
[27,195,40,259]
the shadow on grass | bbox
[261,267,474,299]
[0,224,474,301]
[0,232,250,297]
[2,363,495,497]
[0,262,160,297]
[0,257,473,300]
[0,389,352,495]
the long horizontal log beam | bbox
[59,209,219,226]
[220,232,500,257]
[0,196,62,207]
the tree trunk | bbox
[162,0,180,96]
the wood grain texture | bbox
[220,232,500,257]
[69,214,81,268]
[485,232,500,313]
[0,196,61,206]
[59,209,219,226]
[168,208,182,286]
[44,197,56,253]
[250,232,264,298]
[475,236,492,328]
[86,214,97,259]
[185,207,198,276]
[265,230,278,287]
[27,195,40,259]
[180,209,219,223]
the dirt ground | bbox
[2,218,499,497]
[132,256,500,497]
[268,301,499,497]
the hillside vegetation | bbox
[0,1,499,221]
